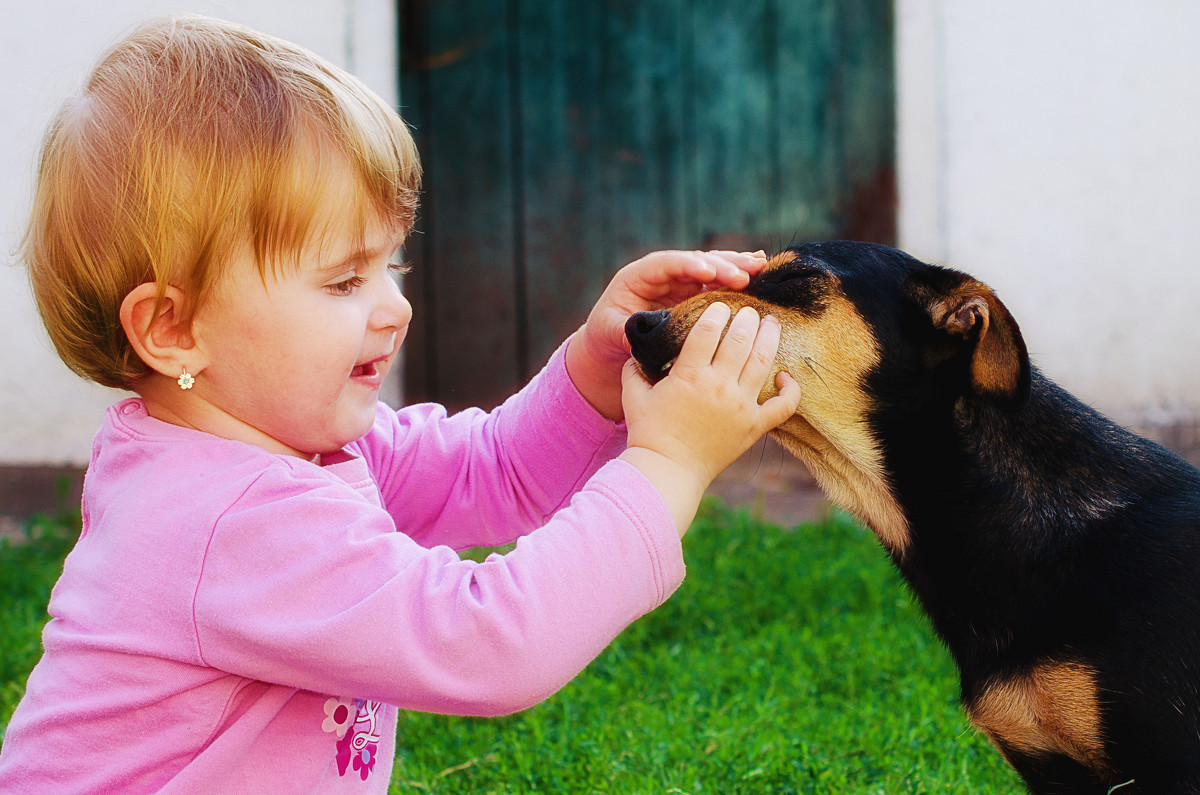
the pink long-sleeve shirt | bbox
[0,343,684,793]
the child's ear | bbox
[119,283,208,378]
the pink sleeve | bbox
[357,338,628,550]
[191,458,684,716]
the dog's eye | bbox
[750,264,829,311]
[757,266,819,286]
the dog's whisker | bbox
[801,355,827,389]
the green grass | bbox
[0,512,82,729]
[0,503,1023,793]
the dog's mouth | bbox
[632,351,677,385]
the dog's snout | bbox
[625,309,678,383]
[625,310,671,350]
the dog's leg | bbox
[1004,749,1113,795]
[1112,770,1200,795]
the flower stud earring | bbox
[177,368,195,390]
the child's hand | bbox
[619,302,801,536]
[566,250,767,420]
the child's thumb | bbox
[761,371,801,429]
[621,358,651,394]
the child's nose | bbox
[372,275,412,331]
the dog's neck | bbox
[876,366,1200,660]
[947,373,1144,538]
[881,368,1155,546]
[770,414,912,556]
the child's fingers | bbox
[710,306,762,373]
[759,371,802,428]
[704,250,767,265]
[671,251,755,289]
[634,250,765,291]
[697,250,768,288]
[613,252,716,308]
[737,313,781,387]
[673,302,731,371]
[653,251,716,285]
[621,357,651,397]
[610,250,770,316]
[739,250,770,275]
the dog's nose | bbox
[625,310,671,352]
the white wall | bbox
[898,0,1200,427]
[0,0,398,466]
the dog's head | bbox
[626,241,1030,554]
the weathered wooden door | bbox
[399,0,894,411]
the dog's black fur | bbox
[627,241,1200,793]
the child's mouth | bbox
[352,361,380,379]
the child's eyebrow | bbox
[316,249,373,276]
[315,236,404,276]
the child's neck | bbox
[134,373,319,462]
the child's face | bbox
[189,169,411,459]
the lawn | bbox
[0,502,1023,793]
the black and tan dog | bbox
[627,241,1200,794]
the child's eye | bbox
[326,274,367,296]
[389,261,413,276]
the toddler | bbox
[0,15,799,793]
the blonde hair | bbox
[24,14,421,388]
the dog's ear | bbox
[918,276,1032,412]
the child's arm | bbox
[192,444,686,717]
[364,341,629,551]
[619,302,801,534]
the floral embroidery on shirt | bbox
[353,740,377,779]
[324,697,383,780]
[322,697,355,739]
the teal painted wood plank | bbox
[686,0,895,248]
[687,0,780,244]
[836,0,896,242]
[515,0,611,376]
[518,0,692,376]
[838,0,895,184]
[599,1,691,258]
[775,0,844,243]
[400,0,521,409]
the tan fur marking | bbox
[659,276,911,554]
[765,250,799,269]
[967,661,1108,771]
[929,283,1025,404]
[767,294,909,554]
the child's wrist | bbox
[565,328,624,421]
[619,446,710,537]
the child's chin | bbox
[342,410,379,445]
[304,415,377,457]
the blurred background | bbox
[3,0,1199,521]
